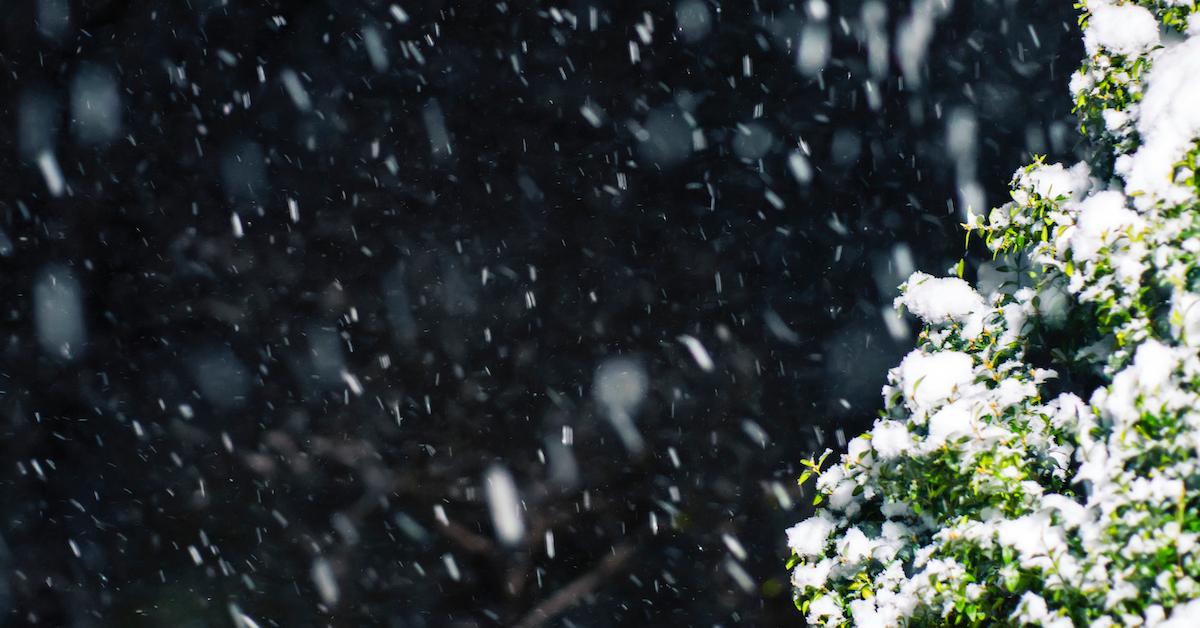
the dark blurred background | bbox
[0,0,1081,626]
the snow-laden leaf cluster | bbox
[787,2,1200,625]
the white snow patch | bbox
[1069,190,1142,262]
[786,513,836,558]
[896,350,975,413]
[895,272,986,325]
[1022,161,1091,203]
[926,399,977,445]
[1118,34,1200,209]
[870,420,911,459]
[1084,3,1160,57]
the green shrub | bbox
[787,2,1200,625]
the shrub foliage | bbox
[787,2,1200,625]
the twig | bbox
[513,541,637,628]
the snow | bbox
[579,101,604,127]
[442,553,462,582]
[1102,108,1130,134]
[423,99,451,160]
[191,348,250,409]
[674,0,712,42]
[1068,190,1142,262]
[37,0,70,40]
[881,305,912,341]
[1171,290,1200,345]
[1119,34,1200,209]
[70,65,121,146]
[849,598,892,628]
[677,334,715,372]
[34,265,85,360]
[1021,161,1091,203]
[731,122,773,161]
[1100,340,1179,427]
[1129,340,1177,391]
[279,68,312,111]
[786,513,836,558]
[806,594,845,625]
[790,4,1200,623]
[310,557,339,606]
[896,0,950,88]
[642,107,694,165]
[896,349,975,413]
[997,512,1068,565]
[861,1,890,78]
[1163,598,1200,627]
[36,150,65,197]
[791,558,834,589]
[593,358,648,411]
[1083,3,1160,57]
[796,22,831,76]
[837,527,872,563]
[362,26,389,73]
[946,108,978,183]
[926,399,976,444]
[484,465,525,546]
[787,150,814,184]
[870,420,911,459]
[1010,592,1053,625]
[895,272,986,325]
[593,357,649,453]
[228,604,263,628]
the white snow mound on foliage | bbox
[1020,161,1091,203]
[1120,34,1200,209]
[1068,190,1143,262]
[895,349,975,414]
[786,512,836,558]
[1083,2,1160,57]
[894,272,985,325]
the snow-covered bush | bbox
[787,2,1200,625]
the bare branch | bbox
[513,541,637,628]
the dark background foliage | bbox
[0,0,1080,626]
